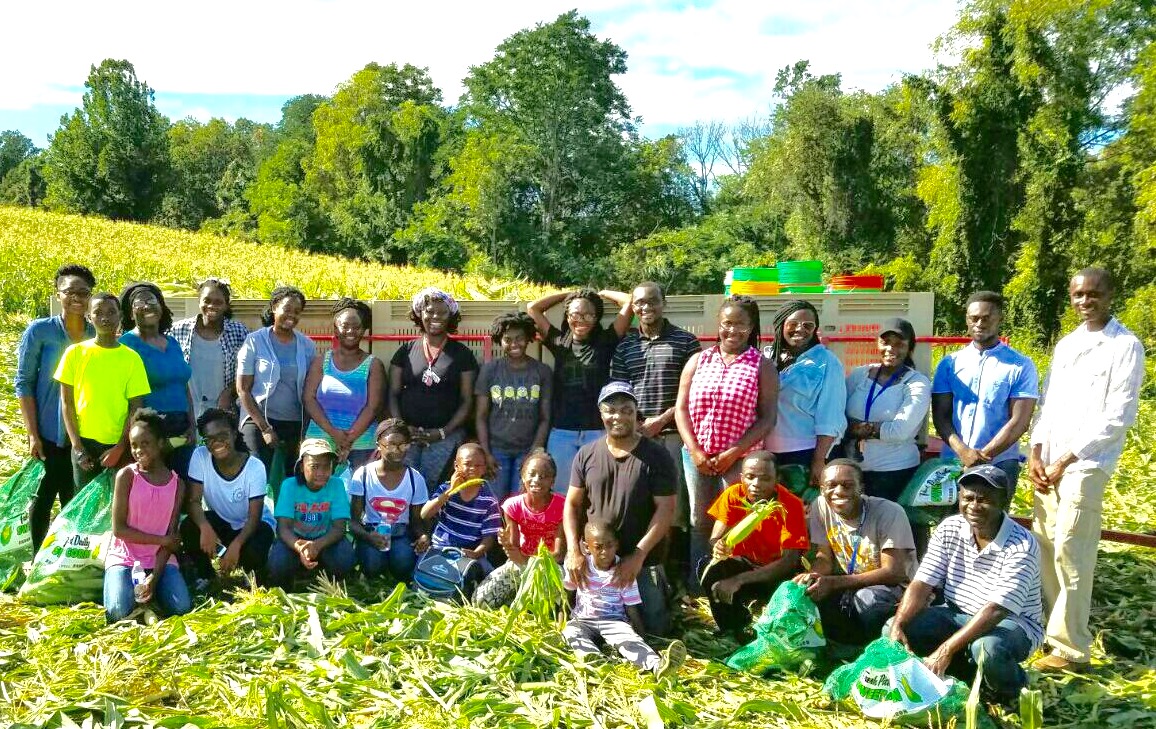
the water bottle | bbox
[131,561,147,603]
[375,523,392,553]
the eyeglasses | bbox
[378,441,411,451]
[567,312,598,322]
[200,433,232,446]
[785,321,818,332]
[57,288,92,298]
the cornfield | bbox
[0,211,1153,727]
[0,207,551,317]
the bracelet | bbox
[438,428,446,440]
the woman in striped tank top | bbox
[675,296,779,582]
[304,299,385,470]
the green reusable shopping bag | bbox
[19,469,115,605]
[0,459,46,591]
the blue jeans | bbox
[817,585,902,644]
[405,430,464,490]
[635,562,672,636]
[887,605,1033,699]
[267,538,356,589]
[355,523,418,581]
[547,428,603,494]
[681,446,742,582]
[993,459,1022,500]
[104,564,192,623]
[490,448,527,502]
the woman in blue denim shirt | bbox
[764,300,847,488]
[15,264,95,550]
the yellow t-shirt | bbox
[54,340,151,444]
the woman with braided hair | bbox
[764,300,847,488]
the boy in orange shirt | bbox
[700,450,809,635]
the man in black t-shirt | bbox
[564,381,677,635]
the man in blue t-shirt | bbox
[269,438,355,588]
[931,291,1038,495]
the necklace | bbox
[421,336,444,386]
[833,499,869,574]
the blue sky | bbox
[0,0,961,147]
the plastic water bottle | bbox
[131,561,147,603]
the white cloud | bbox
[0,0,960,132]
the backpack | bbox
[412,546,482,600]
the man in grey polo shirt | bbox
[888,465,1043,704]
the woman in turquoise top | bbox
[303,299,385,469]
[118,282,196,478]
[763,300,847,488]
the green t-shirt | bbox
[54,339,151,444]
[274,476,351,540]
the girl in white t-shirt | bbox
[349,420,432,580]
[180,408,275,588]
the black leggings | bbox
[31,439,75,552]
[240,419,301,475]
[179,511,275,584]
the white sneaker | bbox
[654,640,687,681]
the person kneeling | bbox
[887,465,1043,704]
[104,410,191,623]
[267,438,356,589]
[420,443,501,577]
[700,451,808,636]
[563,520,686,679]
[794,459,915,644]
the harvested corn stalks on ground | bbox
[0,317,1153,728]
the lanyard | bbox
[864,366,906,421]
[836,499,868,574]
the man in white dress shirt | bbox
[1029,268,1146,672]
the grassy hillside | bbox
[0,207,550,317]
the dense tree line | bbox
[1,3,1153,346]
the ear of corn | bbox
[723,498,787,549]
[446,477,486,498]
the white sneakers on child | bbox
[654,639,687,681]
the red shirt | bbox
[502,492,565,556]
[707,484,809,566]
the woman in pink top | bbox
[104,409,191,622]
[675,295,779,584]
[473,452,565,608]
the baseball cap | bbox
[298,438,338,459]
[958,464,1011,496]
[879,317,916,342]
[597,381,638,406]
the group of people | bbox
[15,265,1144,698]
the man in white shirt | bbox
[1029,268,1146,672]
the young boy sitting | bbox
[700,450,809,636]
[420,443,501,572]
[563,520,686,679]
[268,438,356,589]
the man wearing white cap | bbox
[564,381,677,635]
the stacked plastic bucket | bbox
[776,260,824,294]
[728,267,779,295]
[829,274,885,293]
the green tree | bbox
[44,59,170,220]
[304,63,446,260]
[0,151,46,207]
[0,130,35,183]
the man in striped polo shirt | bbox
[887,465,1043,704]
[610,282,701,587]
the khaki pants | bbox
[1032,466,1109,663]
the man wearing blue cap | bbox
[563,381,678,635]
[887,464,1044,704]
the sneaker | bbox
[654,640,687,681]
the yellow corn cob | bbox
[723,497,787,549]
[446,477,486,498]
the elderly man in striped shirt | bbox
[887,465,1043,704]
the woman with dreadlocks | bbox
[764,300,847,488]
[528,287,632,494]
[674,295,778,582]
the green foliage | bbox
[43,59,170,221]
[0,131,35,184]
[0,152,45,207]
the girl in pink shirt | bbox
[104,409,191,622]
[473,452,565,607]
